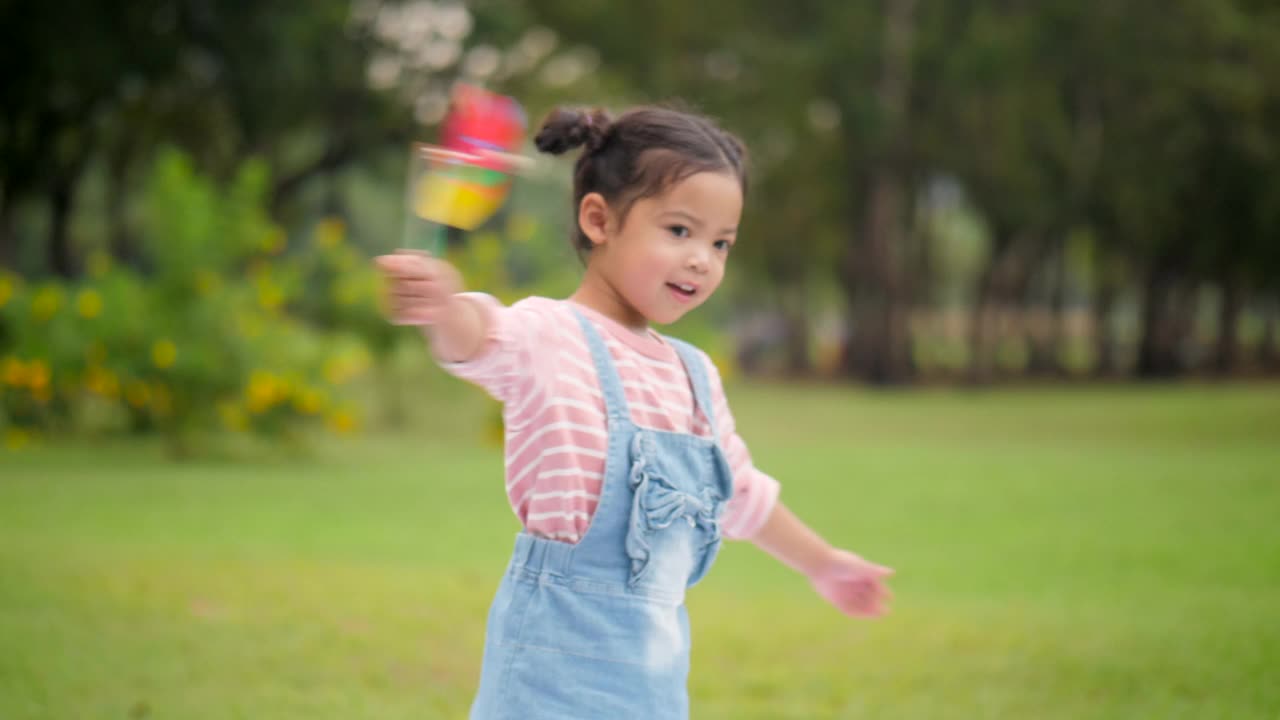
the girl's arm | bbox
[376,252,487,362]
[426,295,487,362]
[750,501,838,576]
[751,501,894,618]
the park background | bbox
[2,1,1278,717]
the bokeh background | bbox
[2,1,1278,718]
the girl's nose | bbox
[686,249,709,273]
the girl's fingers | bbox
[389,294,450,325]
[835,578,893,618]
[395,278,444,295]
[377,254,438,279]
[388,277,449,300]
[377,256,423,278]
[386,269,438,285]
[391,293,449,312]
[390,307,437,326]
[391,296,444,312]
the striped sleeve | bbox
[434,293,552,407]
[702,355,781,540]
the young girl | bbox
[377,105,893,719]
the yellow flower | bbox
[246,370,282,413]
[2,357,24,386]
[709,351,737,384]
[27,360,50,392]
[237,313,264,339]
[5,428,31,450]
[86,342,107,365]
[247,260,269,280]
[85,366,120,398]
[323,357,346,385]
[151,340,178,369]
[195,270,222,296]
[326,408,358,434]
[484,404,504,447]
[0,274,16,309]
[323,348,371,386]
[31,286,62,321]
[151,384,173,416]
[292,388,325,415]
[257,283,284,311]
[76,289,103,319]
[218,402,247,431]
[261,227,287,255]
[315,218,346,249]
[334,281,360,307]
[125,381,151,409]
[507,213,538,243]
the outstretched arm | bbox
[751,502,894,618]
[376,252,487,362]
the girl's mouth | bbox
[666,282,697,303]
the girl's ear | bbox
[578,192,612,247]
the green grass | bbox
[2,381,1279,718]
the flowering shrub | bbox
[0,151,372,454]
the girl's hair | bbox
[533,105,749,263]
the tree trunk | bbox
[1027,240,1068,376]
[968,263,998,385]
[779,282,812,376]
[1170,282,1198,372]
[1260,299,1278,372]
[1092,288,1116,378]
[1092,253,1120,378]
[106,140,140,268]
[846,178,913,384]
[0,189,14,270]
[272,142,355,214]
[968,228,1021,384]
[1212,273,1243,375]
[840,0,917,385]
[1048,249,1071,377]
[1136,261,1184,378]
[48,173,81,278]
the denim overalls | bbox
[469,309,735,719]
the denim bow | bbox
[625,433,724,586]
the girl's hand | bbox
[809,549,894,618]
[375,251,465,326]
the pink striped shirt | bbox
[438,295,780,544]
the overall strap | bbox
[571,308,631,426]
[665,336,718,438]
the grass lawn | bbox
[2,380,1278,718]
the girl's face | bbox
[577,170,743,330]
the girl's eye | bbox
[714,239,732,252]
[668,225,690,239]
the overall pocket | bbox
[510,580,687,668]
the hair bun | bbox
[534,108,611,155]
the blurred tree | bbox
[1,0,501,276]
[6,0,1278,383]
[1080,0,1276,377]
[0,0,184,275]
[522,0,919,381]
[924,2,1100,382]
